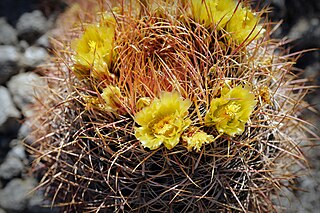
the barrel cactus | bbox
[29,0,313,212]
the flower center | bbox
[225,102,241,117]
[88,40,97,52]
[152,116,175,136]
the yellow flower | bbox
[205,85,257,136]
[82,95,100,110]
[71,23,115,78]
[134,91,192,150]
[136,97,151,111]
[226,5,264,43]
[191,0,237,28]
[182,127,215,152]
[101,85,122,111]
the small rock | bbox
[36,33,51,49]
[18,121,36,146]
[18,120,32,138]
[19,40,29,52]
[16,10,48,44]
[288,17,320,49]
[0,86,20,134]
[0,156,24,179]
[22,46,49,69]
[7,73,47,117]
[0,178,37,212]
[9,138,20,147]
[7,142,26,160]
[288,18,310,40]
[0,45,21,85]
[310,18,320,47]
[0,18,18,45]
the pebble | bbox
[0,156,24,179]
[0,86,20,135]
[0,178,37,212]
[0,45,21,85]
[288,18,310,40]
[19,40,29,52]
[18,121,34,144]
[16,10,48,44]
[22,46,49,69]
[7,72,47,117]
[36,33,51,49]
[0,18,18,45]
[288,17,320,50]
[7,141,26,160]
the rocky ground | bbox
[0,0,319,212]
[0,1,64,212]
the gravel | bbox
[0,86,20,135]
[36,33,51,49]
[7,142,26,160]
[0,46,21,85]
[22,46,49,69]
[0,2,63,212]
[0,155,24,180]
[17,121,35,146]
[0,18,18,45]
[7,72,47,117]
[0,178,37,212]
[16,10,48,45]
